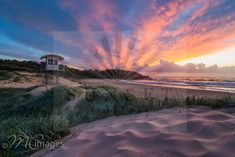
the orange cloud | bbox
[56,0,235,70]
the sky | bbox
[0,0,235,73]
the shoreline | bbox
[79,79,235,99]
[120,79,235,94]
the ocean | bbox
[122,73,235,93]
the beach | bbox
[41,107,235,157]
[1,76,235,99]
[0,72,81,88]
[26,78,235,156]
[79,79,235,99]
[2,0,235,156]
[1,75,235,157]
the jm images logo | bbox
[1,134,63,150]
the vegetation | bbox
[62,67,151,80]
[0,71,29,83]
[68,86,233,125]
[0,70,17,81]
[0,59,151,80]
[0,85,233,157]
[0,86,72,157]
[0,60,40,73]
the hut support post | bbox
[45,71,48,85]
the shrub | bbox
[0,115,69,157]
[185,94,232,108]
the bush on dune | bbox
[0,86,72,157]
[185,94,232,109]
[68,86,233,125]
[0,115,69,157]
[0,86,71,119]
[0,70,15,80]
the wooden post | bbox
[56,71,58,84]
[45,71,48,85]
[57,71,59,84]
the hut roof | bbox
[40,54,64,61]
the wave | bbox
[121,78,235,93]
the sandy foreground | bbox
[40,107,235,157]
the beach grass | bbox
[68,86,233,125]
[0,85,233,156]
[0,70,16,80]
[0,70,29,83]
[0,86,72,156]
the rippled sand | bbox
[42,107,235,157]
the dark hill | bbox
[0,59,151,80]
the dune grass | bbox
[0,85,233,156]
[0,70,15,80]
[0,70,28,82]
[68,86,233,125]
[0,86,72,157]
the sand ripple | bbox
[42,108,235,157]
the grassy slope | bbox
[0,86,233,157]
[0,86,71,157]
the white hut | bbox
[40,54,64,84]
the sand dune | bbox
[41,107,235,157]
[0,72,80,88]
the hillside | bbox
[0,59,151,80]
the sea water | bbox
[122,73,235,93]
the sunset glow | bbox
[0,0,235,72]
[177,45,235,66]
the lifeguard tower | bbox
[40,54,64,85]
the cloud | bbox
[134,60,235,73]
[131,0,235,66]
[59,0,121,31]
[0,0,235,71]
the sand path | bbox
[40,107,235,157]
[30,86,50,97]
[0,77,81,88]
[64,97,83,110]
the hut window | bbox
[48,59,53,65]
[54,60,58,65]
